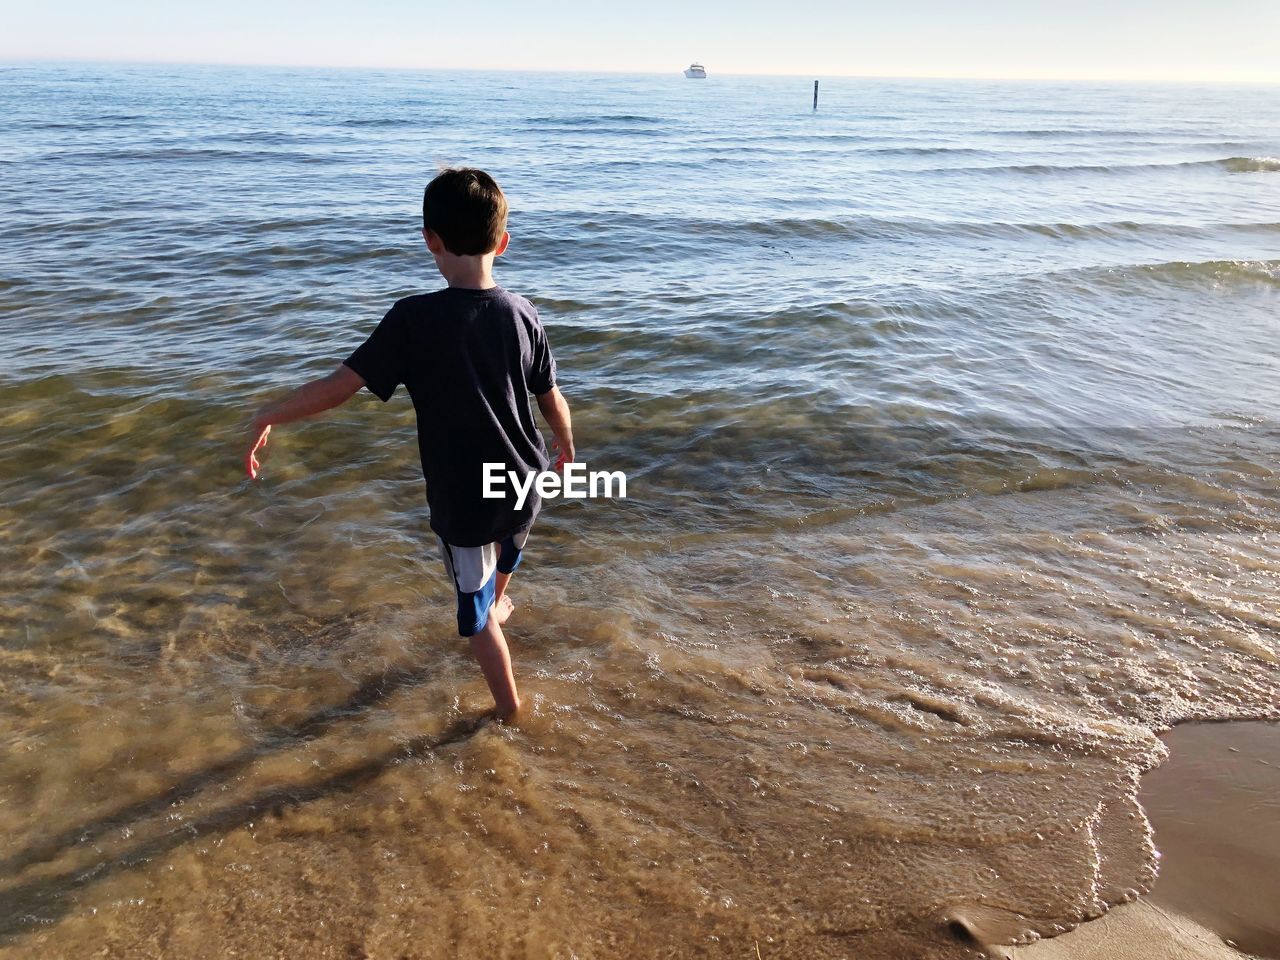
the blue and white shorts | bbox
[439,528,530,637]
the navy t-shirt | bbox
[343,286,557,547]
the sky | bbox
[6,0,1280,83]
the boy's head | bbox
[422,168,508,256]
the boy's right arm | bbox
[536,386,575,470]
[245,363,366,479]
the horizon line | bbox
[4,56,1278,87]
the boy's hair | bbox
[422,168,508,256]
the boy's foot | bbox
[494,696,522,724]
[492,594,515,625]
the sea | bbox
[1,64,1278,958]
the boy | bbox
[245,168,574,722]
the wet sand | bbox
[1013,721,1280,960]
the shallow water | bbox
[1,66,1278,957]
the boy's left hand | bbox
[246,422,271,480]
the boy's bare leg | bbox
[469,617,520,720]
[492,571,515,624]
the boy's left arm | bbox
[245,363,366,479]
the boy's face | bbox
[422,228,509,263]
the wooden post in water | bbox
[813,80,819,110]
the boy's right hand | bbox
[241,364,363,481]
[246,423,271,480]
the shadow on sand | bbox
[0,664,488,943]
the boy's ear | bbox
[494,231,510,257]
[422,227,442,255]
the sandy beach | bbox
[1013,722,1280,960]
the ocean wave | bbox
[40,147,336,165]
[520,124,666,136]
[540,213,887,244]
[926,161,1109,175]
[198,130,332,146]
[1219,155,1280,173]
[236,215,347,235]
[526,114,664,126]
[337,117,410,127]
[1066,258,1280,289]
[862,146,988,156]
[523,210,1278,249]
[1134,258,1280,284]
[529,296,601,315]
[209,240,410,272]
[973,127,1175,138]
[20,117,154,132]
[696,132,897,146]
[937,156,1280,175]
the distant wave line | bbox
[1050,258,1280,288]
[932,156,1280,175]
[524,114,665,125]
[515,212,1280,245]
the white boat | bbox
[683,63,707,79]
